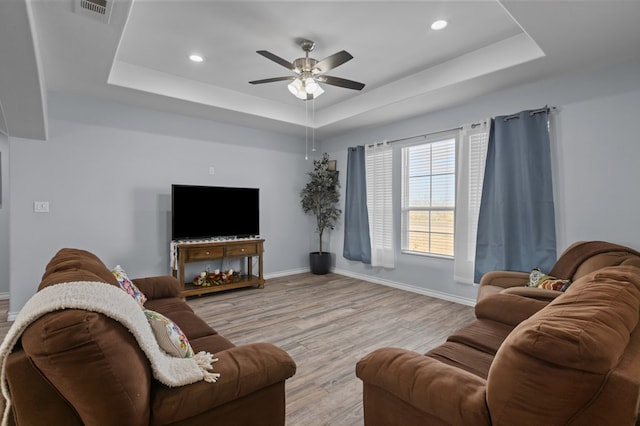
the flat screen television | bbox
[171,184,260,240]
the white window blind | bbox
[454,121,489,284]
[365,142,395,268]
[401,137,456,256]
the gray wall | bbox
[7,60,640,314]
[0,132,8,297]
[322,60,640,304]
[8,93,315,315]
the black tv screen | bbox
[171,185,260,240]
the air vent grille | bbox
[74,0,113,24]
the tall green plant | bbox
[300,153,341,254]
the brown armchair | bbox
[477,240,640,304]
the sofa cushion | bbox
[40,269,109,289]
[144,297,221,341]
[144,308,194,358]
[40,248,120,289]
[132,276,181,300]
[144,297,235,353]
[425,341,494,379]
[446,319,513,356]
[572,252,640,280]
[190,334,235,354]
[487,265,640,424]
[112,264,147,306]
[549,240,640,280]
[475,292,549,326]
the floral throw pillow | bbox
[144,309,194,358]
[111,265,147,306]
[528,268,572,292]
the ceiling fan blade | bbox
[249,76,296,85]
[313,50,353,73]
[317,75,365,91]
[256,50,294,70]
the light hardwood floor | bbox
[0,273,476,426]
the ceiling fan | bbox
[249,39,366,100]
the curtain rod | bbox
[370,105,557,147]
[370,121,485,147]
[503,105,557,121]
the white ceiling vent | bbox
[74,0,113,24]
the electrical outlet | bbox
[34,201,50,213]
[208,166,215,175]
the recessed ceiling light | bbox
[431,20,448,31]
[189,54,204,63]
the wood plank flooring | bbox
[187,273,476,425]
[0,273,476,426]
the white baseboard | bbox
[4,268,474,322]
[333,268,476,307]
[264,268,308,279]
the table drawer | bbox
[226,243,259,257]
[183,247,224,261]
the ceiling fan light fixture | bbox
[312,85,324,98]
[288,78,309,100]
[304,77,319,94]
[288,78,302,95]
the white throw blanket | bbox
[0,281,220,426]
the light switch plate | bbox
[34,201,50,213]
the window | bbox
[365,121,489,271]
[401,137,456,257]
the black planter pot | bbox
[309,252,331,275]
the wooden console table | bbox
[172,239,264,297]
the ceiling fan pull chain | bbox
[312,97,316,152]
[305,99,309,160]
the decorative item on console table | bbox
[300,153,341,275]
[172,239,265,297]
[193,269,241,286]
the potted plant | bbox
[300,153,341,274]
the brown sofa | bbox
[4,248,296,425]
[356,241,640,425]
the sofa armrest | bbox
[479,270,530,289]
[475,293,549,326]
[214,342,296,396]
[356,348,490,425]
[150,342,297,422]
[500,286,562,301]
[132,276,181,300]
